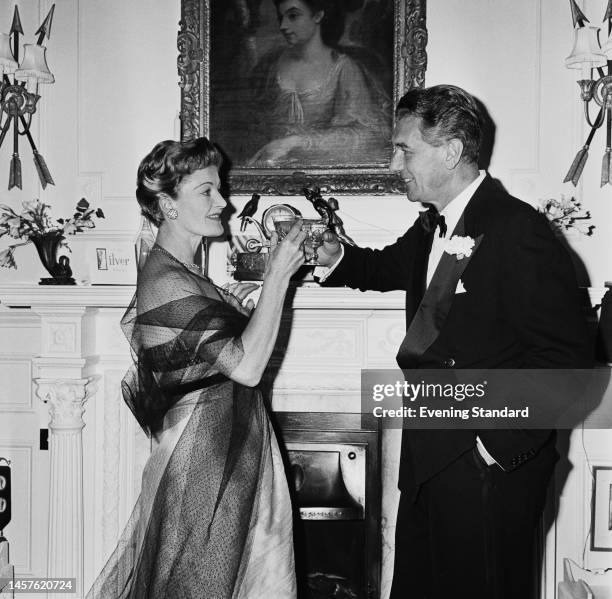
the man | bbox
[316,85,592,598]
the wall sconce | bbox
[0,5,55,191]
[564,0,612,186]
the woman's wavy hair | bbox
[136,137,222,226]
[395,84,483,165]
[274,0,357,47]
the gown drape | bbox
[86,246,296,599]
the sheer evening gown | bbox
[86,245,296,598]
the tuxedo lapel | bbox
[396,212,484,368]
[405,225,434,327]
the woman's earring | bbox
[167,208,178,220]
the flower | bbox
[62,222,77,236]
[538,195,594,236]
[0,248,15,268]
[22,200,39,212]
[0,198,104,269]
[442,235,476,259]
[7,217,21,238]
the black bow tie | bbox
[419,205,447,238]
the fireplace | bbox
[275,412,381,599]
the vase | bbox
[134,215,157,271]
[30,231,76,285]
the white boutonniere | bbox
[442,235,475,260]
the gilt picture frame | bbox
[178,0,427,195]
[591,466,612,551]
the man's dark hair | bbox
[395,84,483,164]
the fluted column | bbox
[35,378,94,599]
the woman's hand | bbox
[247,135,301,167]
[265,219,307,282]
[221,281,260,313]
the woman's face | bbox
[168,166,226,239]
[277,0,323,46]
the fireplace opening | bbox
[275,412,381,599]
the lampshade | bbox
[0,34,17,76]
[601,30,612,59]
[565,25,607,69]
[14,44,54,91]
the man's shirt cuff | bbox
[476,436,504,469]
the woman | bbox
[245,0,391,167]
[87,137,306,598]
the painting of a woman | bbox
[210,0,393,169]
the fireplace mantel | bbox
[0,282,405,310]
[0,281,409,413]
[0,283,605,311]
[0,281,407,411]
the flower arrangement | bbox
[538,195,594,236]
[0,198,104,269]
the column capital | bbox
[34,377,97,431]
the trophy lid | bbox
[261,204,301,237]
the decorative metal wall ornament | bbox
[178,0,427,195]
[564,0,612,186]
[0,5,55,191]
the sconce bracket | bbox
[592,75,612,107]
[0,84,39,118]
[578,78,596,102]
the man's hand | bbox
[315,230,343,267]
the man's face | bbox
[390,115,451,207]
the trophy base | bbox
[233,253,315,282]
[234,253,268,281]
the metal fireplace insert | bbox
[274,412,381,599]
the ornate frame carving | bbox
[178,0,427,195]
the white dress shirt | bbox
[426,170,485,286]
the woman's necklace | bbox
[151,245,201,272]
[150,245,236,301]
